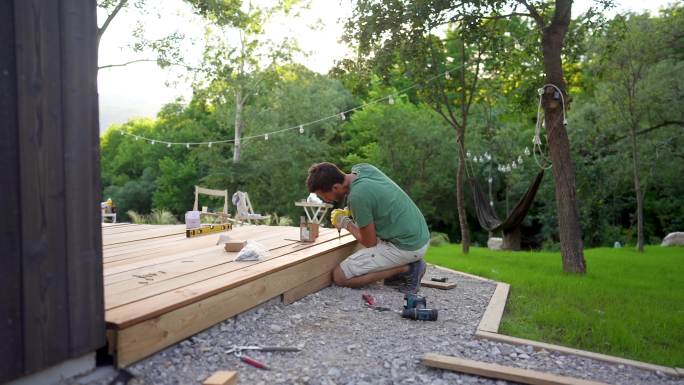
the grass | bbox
[424,244,684,367]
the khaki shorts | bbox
[340,239,429,279]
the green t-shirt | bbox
[347,164,429,251]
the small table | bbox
[294,201,333,225]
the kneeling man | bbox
[306,162,429,294]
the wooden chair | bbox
[232,191,270,225]
[193,186,233,223]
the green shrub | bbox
[430,232,450,246]
[127,209,179,225]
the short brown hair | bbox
[306,162,345,192]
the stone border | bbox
[432,265,682,378]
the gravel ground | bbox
[66,266,683,385]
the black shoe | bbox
[397,259,426,294]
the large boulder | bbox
[661,232,684,246]
[487,237,503,250]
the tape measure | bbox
[186,223,232,238]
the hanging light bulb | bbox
[299,125,304,134]
[485,152,491,161]
[488,177,493,184]
[445,72,451,80]
[524,146,531,156]
[120,131,124,135]
[518,155,523,164]
[489,200,494,207]
[388,95,395,105]
[264,134,269,140]
[186,143,190,149]
[151,140,155,145]
[339,112,345,120]
[466,151,472,159]
[512,162,517,169]
[135,136,139,141]
[167,143,171,148]
[208,142,212,148]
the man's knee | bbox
[332,265,350,286]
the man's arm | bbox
[345,222,377,248]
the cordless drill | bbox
[401,293,438,321]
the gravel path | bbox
[67,266,683,385]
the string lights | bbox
[115,63,466,148]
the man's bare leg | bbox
[332,264,409,288]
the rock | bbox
[269,324,283,332]
[661,232,684,246]
[487,237,503,250]
[490,346,501,356]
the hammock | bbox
[469,170,545,233]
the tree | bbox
[343,9,513,253]
[96,0,242,71]
[197,1,302,164]
[344,0,607,272]
[577,9,684,251]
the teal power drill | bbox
[401,293,438,321]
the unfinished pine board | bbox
[103,225,187,246]
[111,239,357,366]
[103,226,293,283]
[106,230,350,327]
[422,353,611,385]
[477,282,509,333]
[430,264,495,282]
[103,225,272,260]
[104,231,296,296]
[475,330,680,377]
[282,272,332,305]
[104,229,338,310]
[420,280,457,290]
[204,371,237,385]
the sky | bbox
[97,0,674,133]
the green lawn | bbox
[424,244,684,367]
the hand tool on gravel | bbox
[224,346,301,370]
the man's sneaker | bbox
[397,259,426,294]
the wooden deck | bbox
[102,223,357,367]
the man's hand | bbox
[331,208,353,230]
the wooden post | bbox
[0,0,104,382]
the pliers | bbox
[224,345,301,370]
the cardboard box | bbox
[224,240,247,252]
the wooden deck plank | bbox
[103,229,297,291]
[103,234,188,255]
[106,233,355,328]
[113,241,357,366]
[103,227,292,281]
[101,224,158,235]
[102,225,187,246]
[104,229,343,311]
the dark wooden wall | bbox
[0,0,105,382]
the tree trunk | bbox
[629,125,645,252]
[502,226,521,250]
[456,129,470,254]
[233,89,243,163]
[541,0,586,273]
